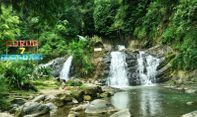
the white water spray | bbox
[60,56,73,81]
[117,45,126,50]
[108,46,129,87]
[137,51,160,85]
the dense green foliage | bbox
[65,80,83,86]
[67,39,93,76]
[0,74,9,110]
[0,5,20,53]
[0,61,37,90]
[0,5,20,40]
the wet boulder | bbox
[85,99,116,114]
[83,86,102,98]
[101,55,111,79]
[49,95,72,107]
[70,104,88,112]
[45,103,57,116]
[17,102,50,117]
[32,95,46,102]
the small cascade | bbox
[117,45,126,50]
[137,51,160,85]
[60,56,73,81]
[107,45,129,87]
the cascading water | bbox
[117,45,126,50]
[60,56,73,81]
[107,45,129,87]
[137,51,160,85]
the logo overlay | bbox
[0,40,43,61]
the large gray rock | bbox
[44,95,56,102]
[44,93,73,107]
[45,103,57,115]
[71,104,88,112]
[125,51,140,85]
[102,55,111,79]
[18,102,50,117]
[49,97,65,107]
[38,57,67,77]
[145,45,173,58]
[83,86,102,98]
[110,109,131,117]
[181,110,197,117]
[85,99,116,114]
[155,62,171,83]
[32,95,46,102]
[100,92,111,98]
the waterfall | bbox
[60,56,73,81]
[137,51,160,85]
[107,46,129,87]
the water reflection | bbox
[111,87,162,117]
[139,87,162,116]
[111,92,129,109]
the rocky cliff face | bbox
[98,45,174,86]
[38,43,195,87]
[125,51,140,85]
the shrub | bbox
[172,29,197,70]
[2,61,37,90]
[134,27,146,39]
[0,4,21,53]
[161,27,175,44]
[90,35,103,47]
[67,39,93,77]
[0,74,9,110]
[65,80,82,86]
[38,31,67,60]
[35,67,52,79]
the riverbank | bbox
[0,78,121,117]
[0,78,197,117]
